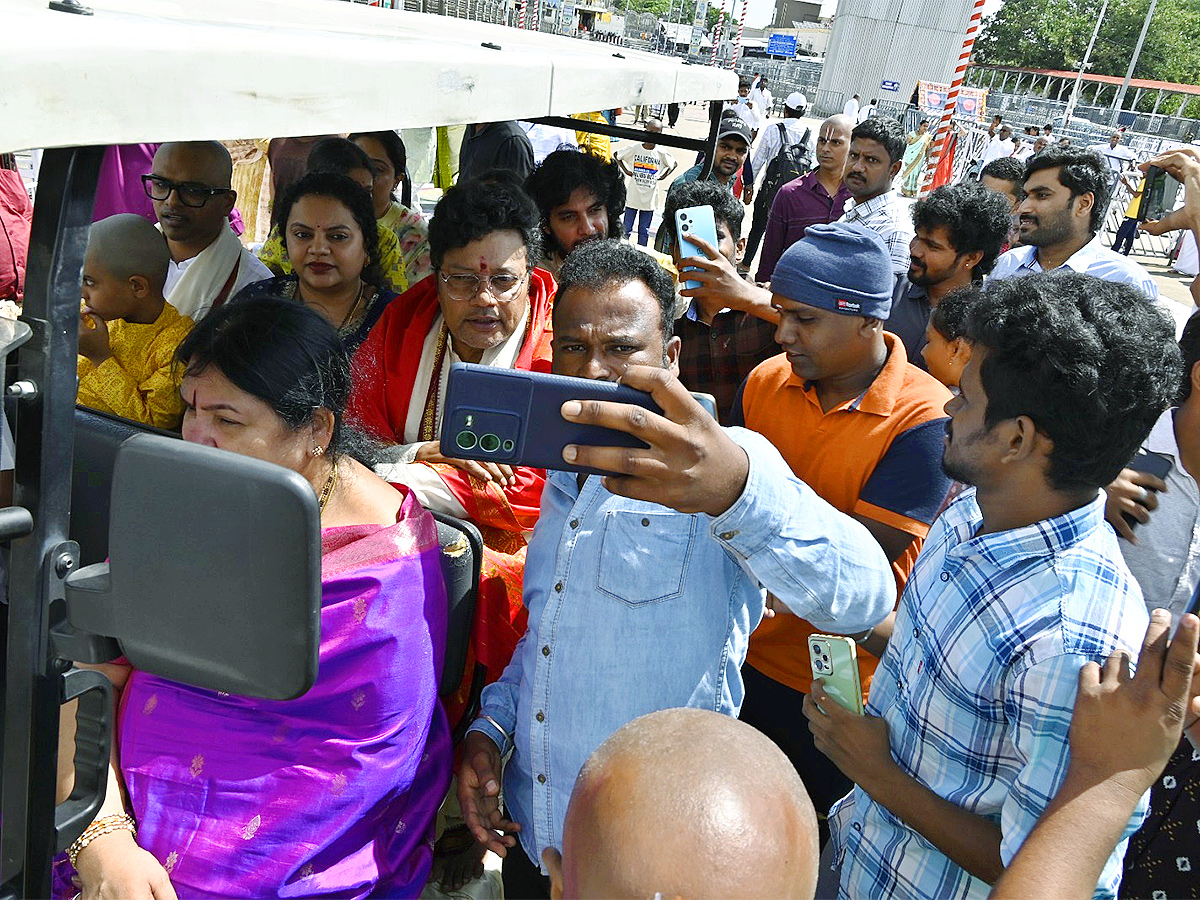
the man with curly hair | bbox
[806,272,1181,900]
[524,148,626,278]
[885,182,1012,368]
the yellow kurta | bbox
[257,222,410,295]
[77,301,194,429]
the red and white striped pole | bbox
[919,0,987,195]
[709,0,726,66]
[517,0,527,30]
[729,0,747,69]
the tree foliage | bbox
[974,0,1200,86]
[612,0,723,30]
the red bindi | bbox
[479,258,488,272]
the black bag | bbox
[758,123,812,205]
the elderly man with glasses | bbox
[348,174,555,731]
[144,141,271,321]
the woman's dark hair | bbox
[428,176,542,270]
[273,172,383,287]
[349,131,408,200]
[305,137,373,178]
[555,239,675,355]
[524,149,625,256]
[928,286,975,341]
[960,272,1181,491]
[176,297,380,465]
[1023,147,1111,234]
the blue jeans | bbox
[623,207,653,246]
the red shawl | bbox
[348,270,556,722]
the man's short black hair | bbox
[911,182,1012,278]
[660,180,745,244]
[524,149,625,256]
[961,272,1180,491]
[1024,147,1111,233]
[981,156,1023,186]
[554,239,675,354]
[928,286,974,341]
[1178,313,1200,403]
[851,117,906,166]
[428,176,542,270]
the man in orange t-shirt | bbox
[732,222,952,836]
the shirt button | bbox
[719,530,737,540]
[554,581,563,592]
[641,518,650,526]
[853,822,862,832]
[569,519,579,529]
[536,710,545,722]
[913,627,919,638]
[537,774,547,784]
[542,645,550,657]
[940,571,950,582]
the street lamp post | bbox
[1110,0,1160,126]
[1063,0,1109,124]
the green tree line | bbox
[973,0,1200,115]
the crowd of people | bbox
[21,90,1200,900]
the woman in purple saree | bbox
[60,298,452,899]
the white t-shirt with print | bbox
[616,144,675,211]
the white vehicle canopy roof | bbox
[3,0,736,154]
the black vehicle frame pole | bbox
[1,145,102,899]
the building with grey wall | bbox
[771,0,823,28]
[814,0,975,115]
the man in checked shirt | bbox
[838,116,915,276]
[804,272,1182,900]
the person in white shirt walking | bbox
[843,93,861,121]
[744,92,812,263]
[857,98,878,123]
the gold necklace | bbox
[337,281,366,333]
[318,462,339,513]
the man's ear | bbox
[1190,359,1200,399]
[1073,190,1095,223]
[734,235,748,267]
[665,334,682,375]
[889,159,903,178]
[1003,414,1045,466]
[959,249,984,276]
[543,847,565,900]
[218,189,237,218]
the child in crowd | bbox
[921,288,973,390]
[78,214,194,429]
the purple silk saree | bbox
[56,488,452,898]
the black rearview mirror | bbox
[64,434,321,701]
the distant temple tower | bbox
[814,0,977,115]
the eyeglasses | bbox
[438,270,527,301]
[141,175,233,208]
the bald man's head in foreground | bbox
[544,708,819,900]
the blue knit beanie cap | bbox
[771,222,894,318]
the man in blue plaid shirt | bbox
[805,272,1183,900]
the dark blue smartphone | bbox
[440,363,663,475]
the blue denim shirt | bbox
[468,427,893,870]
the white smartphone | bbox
[674,204,720,292]
[809,634,864,715]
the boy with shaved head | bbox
[78,214,194,428]
[147,141,270,321]
[545,708,820,899]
